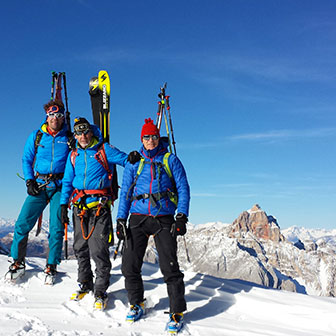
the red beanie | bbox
[141,118,160,139]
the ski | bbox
[88,70,116,240]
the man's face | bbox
[46,105,64,132]
[75,129,93,148]
[142,134,159,150]
[46,113,64,132]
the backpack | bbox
[70,144,119,202]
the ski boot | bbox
[94,292,108,311]
[70,280,94,301]
[5,260,25,282]
[166,313,184,334]
[44,264,57,285]
[126,301,145,322]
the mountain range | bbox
[1,204,335,297]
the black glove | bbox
[26,179,40,196]
[127,151,141,164]
[116,218,128,240]
[171,213,188,237]
[67,135,76,150]
[61,204,70,224]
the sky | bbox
[1,255,335,335]
[0,0,336,229]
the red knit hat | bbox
[141,118,160,139]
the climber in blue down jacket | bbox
[116,118,190,331]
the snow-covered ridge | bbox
[0,255,335,336]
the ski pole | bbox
[64,222,68,260]
[165,94,177,155]
[113,239,121,260]
[62,72,71,133]
[51,71,57,100]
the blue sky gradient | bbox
[1,0,336,229]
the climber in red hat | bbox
[116,117,190,331]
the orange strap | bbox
[78,205,103,240]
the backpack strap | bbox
[34,130,43,154]
[70,148,78,166]
[126,153,178,206]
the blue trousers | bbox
[10,187,64,265]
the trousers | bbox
[72,206,112,295]
[10,187,64,265]
[121,214,186,313]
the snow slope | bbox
[0,255,335,336]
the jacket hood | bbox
[39,120,68,136]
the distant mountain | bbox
[146,205,336,297]
[0,217,74,259]
[282,226,336,248]
[1,208,336,297]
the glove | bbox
[171,213,188,237]
[67,135,76,150]
[127,151,141,164]
[61,204,70,224]
[116,218,128,240]
[26,179,40,196]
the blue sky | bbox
[1,0,336,230]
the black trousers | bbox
[121,214,186,313]
[73,206,112,295]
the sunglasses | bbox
[47,112,64,119]
[74,123,91,136]
[142,134,159,141]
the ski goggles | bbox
[142,134,159,141]
[47,112,64,119]
[74,123,91,136]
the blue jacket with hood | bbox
[60,124,128,207]
[22,121,70,188]
[117,140,190,219]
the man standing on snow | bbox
[7,100,72,281]
[60,117,137,310]
[116,118,190,333]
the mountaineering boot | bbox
[93,292,108,311]
[166,313,184,334]
[44,264,57,285]
[5,260,25,281]
[70,280,94,301]
[126,301,145,322]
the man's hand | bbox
[127,151,141,164]
[26,179,40,196]
[116,218,128,240]
[61,204,70,224]
[171,213,188,237]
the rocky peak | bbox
[229,204,285,242]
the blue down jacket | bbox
[60,124,127,207]
[117,140,190,219]
[22,121,70,187]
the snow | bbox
[0,255,335,336]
